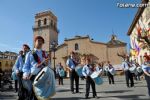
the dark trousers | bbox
[85,76,97,97]
[17,72,29,100]
[107,72,114,84]
[58,75,63,85]
[15,80,18,92]
[70,69,79,92]
[125,70,134,87]
[145,75,150,96]
[29,75,38,100]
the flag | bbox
[136,21,142,37]
[134,41,140,56]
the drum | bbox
[137,67,143,73]
[104,67,109,72]
[108,68,116,76]
[75,66,83,77]
[93,77,103,85]
[90,71,103,85]
[129,66,136,73]
[11,72,17,80]
[33,66,56,99]
[22,80,32,91]
[59,69,65,77]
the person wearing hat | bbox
[22,36,54,100]
[13,44,30,100]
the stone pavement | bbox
[53,76,150,100]
[0,76,150,100]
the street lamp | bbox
[50,41,58,77]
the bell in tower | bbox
[33,10,59,51]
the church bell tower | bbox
[33,10,58,51]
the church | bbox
[32,10,127,73]
[55,35,127,70]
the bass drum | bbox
[109,68,116,76]
[59,69,65,77]
[33,66,56,100]
[75,66,83,77]
[137,67,143,73]
[129,66,136,73]
[90,71,103,85]
[11,72,18,80]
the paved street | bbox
[0,76,150,100]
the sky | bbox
[0,0,141,53]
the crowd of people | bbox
[3,35,149,100]
[11,36,55,100]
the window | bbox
[44,18,47,25]
[75,43,79,51]
[38,19,41,27]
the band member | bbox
[107,61,115,84]
[82,57,97,99]
[14,44,30,99]
[22,36,53,100]
[56,62,64,85]
[122,55,134,88]
[142,56,150,97]
[66,51,79,94]
[12,64,18,93]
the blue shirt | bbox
[122,61,130,71]
[56,65,63,74]
[82,64,93,77]
[22,48,50,76]
[95,66,102,72]
[14,55,24,72]
[66,58,75,69]
[142,62,150,73]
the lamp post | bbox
[50,41,58,77]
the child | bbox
[82,57,97,99]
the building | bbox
[0,51,18,71]
[32,11,127,74]
[54,35,127,72]
[33,10,59,51]
[127,0,150,65]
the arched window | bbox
[44,18,47,25]
[38,19,41,27]
[75,43,79,51]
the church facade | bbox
[54,35,127,71]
